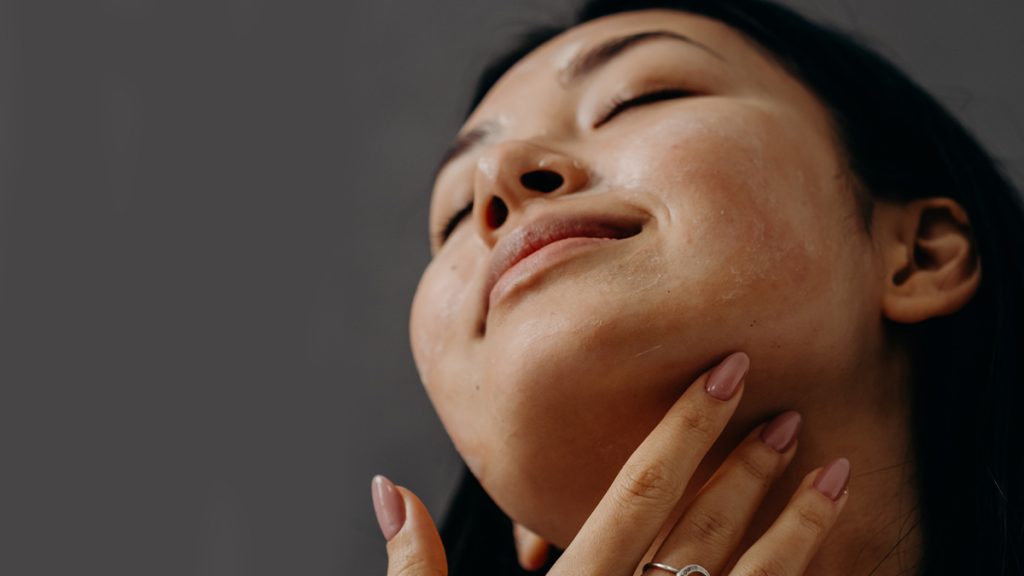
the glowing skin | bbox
[410,9,935,574]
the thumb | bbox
[371,475,447,576]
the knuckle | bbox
[683,509,735,548]
[391,556,444,576]
[677,406,717,439]
[616,460,677,505]
[734,559,787,576]
[794,504,831,536]
[735,450,776,488]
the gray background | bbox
[0,1,1021,574]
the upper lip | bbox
[482,209,644,317]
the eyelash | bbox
[594,87,694,127]
[435,200,474,245]
[434,87,692,247]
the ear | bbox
[879,197,981,324]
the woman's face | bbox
[410,9,882,546]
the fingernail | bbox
[760,411,802,453]
[705,351,749,401]
[812,458,851,501]
[371,474,406,541]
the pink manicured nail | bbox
[812,458,851,501]
[705,352,749,401]
[760,411,802,453]
[371,474,406,541]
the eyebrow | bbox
[432,30,725,180]
[559,30,724,86]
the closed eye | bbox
[594,88,694,128]
[435,200,474,246]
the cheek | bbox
[409,245,496,478]
[695,199,822,309]
[614,106,836,303]
[409,250,477,387]
[637,106,864,403]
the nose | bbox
[472,139,590,247]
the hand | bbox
[372,351,851,575]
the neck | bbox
[641,351,923,575]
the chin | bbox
[460,338,712,549]
[472,433,610,549]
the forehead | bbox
[465,9,776,125]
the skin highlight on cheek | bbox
[592,243,666,297]
[496,315,577,360]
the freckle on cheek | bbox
[700,210,804,304]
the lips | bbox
[482,212,643,318]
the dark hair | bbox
[437,1,1024,574]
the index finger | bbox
[553,351,749,576]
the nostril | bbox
[520,170,564,193]
[487,196,509,229]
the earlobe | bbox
[880,198,981,324]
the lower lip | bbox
[488,236,620,311]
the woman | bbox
[373,0,1024,574]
